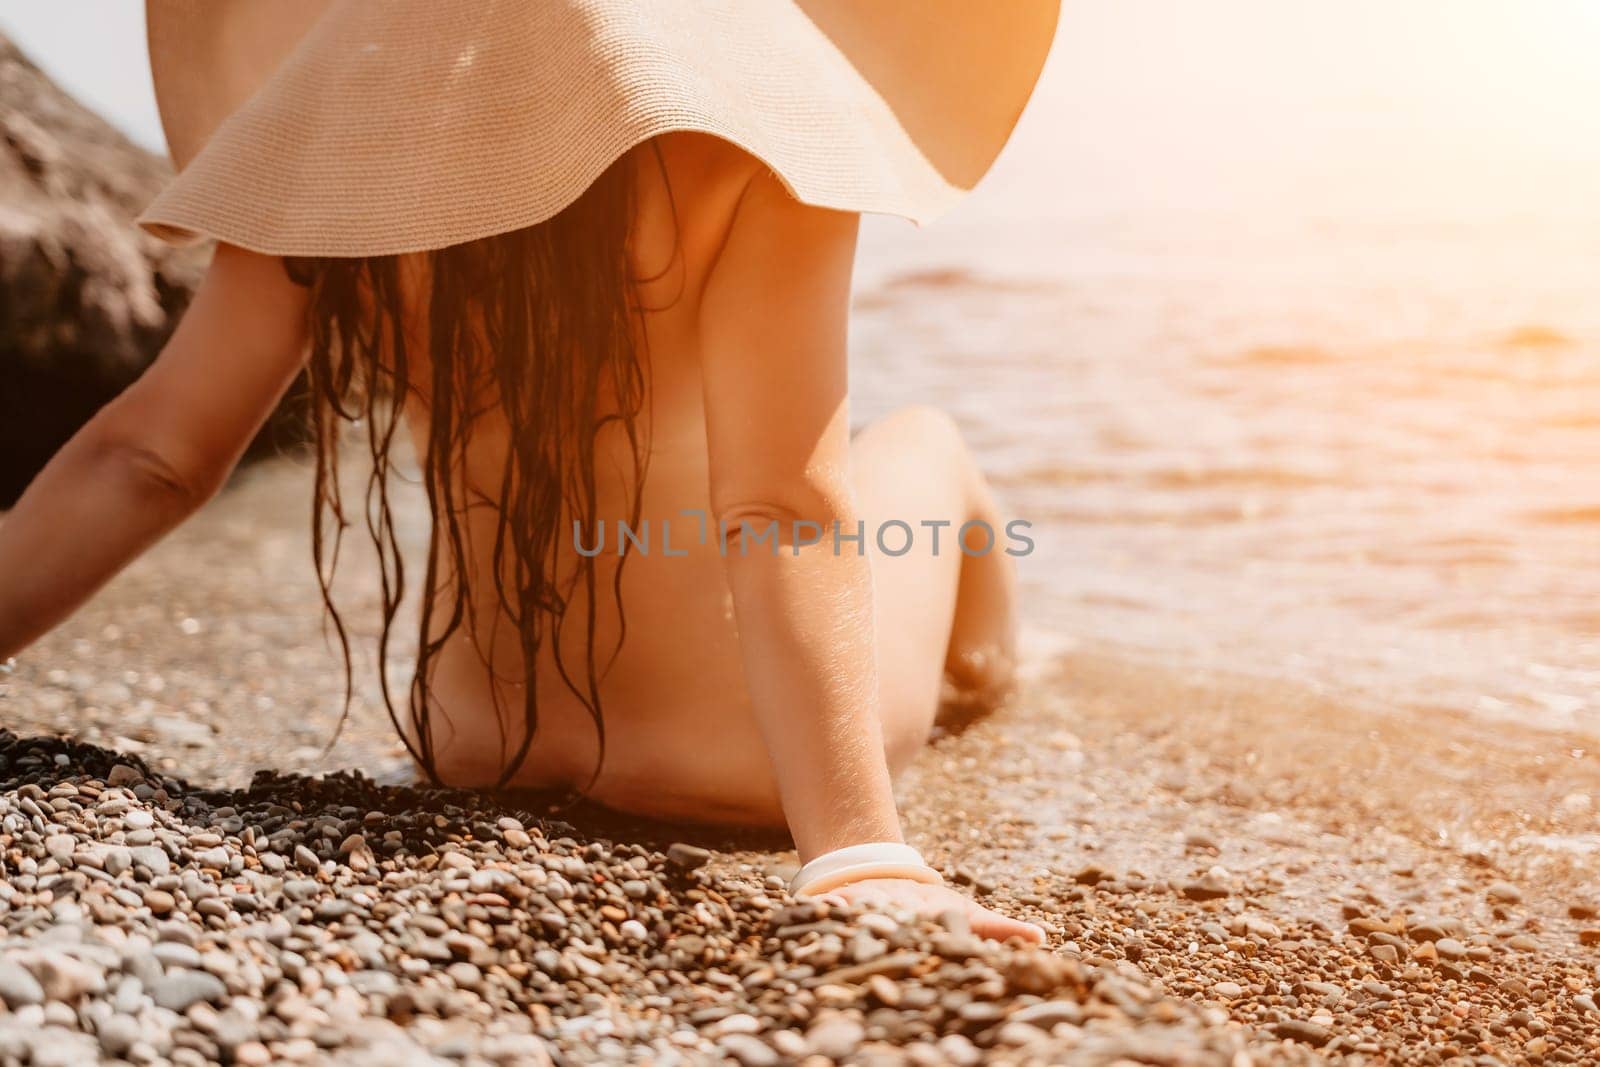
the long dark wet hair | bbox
[283,150,662,789]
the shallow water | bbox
[853,212,1600,734]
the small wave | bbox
[1041,503,1273,525]
[1357,540,1513,568]
[1224,344,1338,366]
[993,464,1119,488]
[1140,466,1338,490]
[998,463,1336,491]
[1526,505,1600,525]
[885,266,981,289]
[1409,609,1509,630]
[1405,535,1514,566]
[1545,414,1600,429]
[872,267,1054,295]
[1501,325,1575,349]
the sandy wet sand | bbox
[4,455,1600,1064]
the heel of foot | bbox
[938,645,1019,727]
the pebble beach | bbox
[4,457,1600,1066]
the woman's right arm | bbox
[696,170,1042,943]
[697,171,901,861]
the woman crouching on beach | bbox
[0,0,1058,942]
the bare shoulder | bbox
[648,131,763,187]
[629,132,766,300]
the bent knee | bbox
[856,406,978,494]
[869,405,968,457]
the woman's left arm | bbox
[0,244,309,659]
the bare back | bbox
[400,134,775,813]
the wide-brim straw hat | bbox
[137,0,1059,257]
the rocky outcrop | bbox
[0,34,301,507]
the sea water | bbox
[854,210,1600,734]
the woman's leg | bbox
[849,406,1019,774]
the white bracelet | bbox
[790,842,944,897]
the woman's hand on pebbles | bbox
[819,878,1047,945]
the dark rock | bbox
[1408,918,1466,943]
[1004,951,1080,995]
[0,34,303,505]
[1073,864,1111,885]
[1180,874,1231,901]
[1271,1020,1332,1047]
[666,842,711,870]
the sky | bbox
[5,1,1600,232]
[1025,0,1600,225]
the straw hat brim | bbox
[137,0,1059,257]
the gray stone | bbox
[97,1014,140,1057]
[25,1028,97,1067]
[151,970,227,1012]
[719,1034,778,1067]
[130,846,170,876]
[0,961,45,1007]
[283,879,321,902]
[805,1016,864,1060]
[196,846,231,869]
[1012,999,1084,1028]
[152,942,202,970]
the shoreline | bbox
[5,644,1599,1063]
